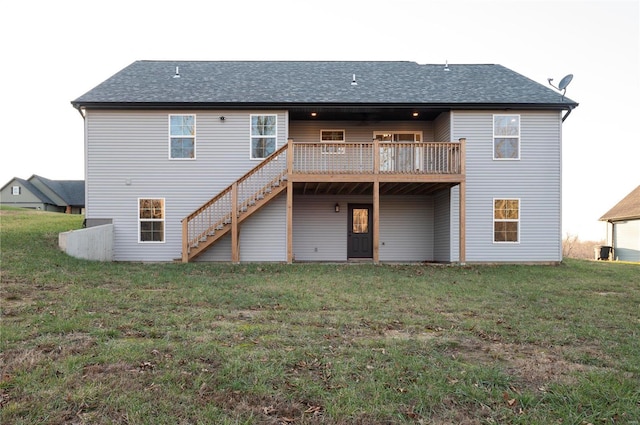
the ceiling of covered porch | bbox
[288,106,448,122]
[292,181,457,196]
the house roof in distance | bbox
[31,175,85,206]
[600,185,640,222]
[72,61,578,110]
[1,175,85,207]
[1,177,56,205]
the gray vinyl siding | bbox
[613,220,640,262]
[434,112,451,142]
[289,120,435,142]
[196,195,287,262]
[379,196,433,262]
[293,195,434,262]
[85,109,288,262]
[433,189,451,262]
[450,186,460,261]
[293,195,354,261]
[452,110,563,262]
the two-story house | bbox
[71,61,577,263]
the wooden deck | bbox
[182,139,466,264]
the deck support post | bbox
[373,138,380,264]
[231,182,239,264]
[286,180,293,264]
[181,219,189,263]
[459,181,466,264]
[286,139,294,264]
[459,138,466,264]
[373,179,380,264]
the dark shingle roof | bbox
[600,185,640,221]
[32,175,85,206]
[72,61,577,108]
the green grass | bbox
[1,207,639,424]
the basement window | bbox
[139,198,165,243]
[494,199,519,243]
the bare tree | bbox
[562,233,605,260]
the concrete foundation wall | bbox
[59,224,114,261]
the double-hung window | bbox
[493,115,520,160]
[169,115,196,159]
[494,199,519,243]
[250,115,277,160]
[139,198,165,243]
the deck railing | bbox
[292,140,463,175]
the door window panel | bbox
[352,209,369,233]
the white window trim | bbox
[373,131,423,141]
[11,185,21,195]
[493,198,520,244]
[321,129,346,154]
[493,114,520,161]
[138,198,166,244]
[168,114,196,160]
[250,114,278,160]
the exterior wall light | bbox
[335,203,340,213]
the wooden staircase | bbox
[181,144,289,262]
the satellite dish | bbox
[548,73,574,101]
[558,74,573,90]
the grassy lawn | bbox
[1,207,639,424]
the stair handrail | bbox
[182,143,289,223]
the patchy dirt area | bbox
[448,336,604,389]
[0,333,97,376]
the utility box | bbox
[594,245,612,261]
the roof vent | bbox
[173,66,180,78]
[351,74,357,86]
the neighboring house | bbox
[599,185,640,262]
[71,61,578,263]
[0,175,85,214]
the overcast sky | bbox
[1,0,638,241]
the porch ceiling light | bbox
[311,112,317,117]
[412,112,419,117]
